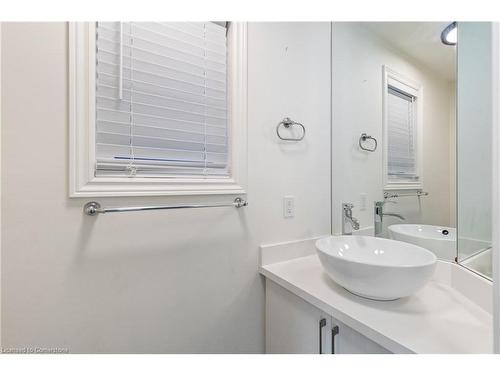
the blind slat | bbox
[96,96,227,122]
[99,22,226,58]
[97,83,226,112]
[96,108,227,130]
[97,26,226,70]
[97,120,227,140]
[96,131,228,151]
[97,41,226,77]
[97,72,226,105]
[97,47,225,85]
[96,106,226,127]
[96,143,226,164]
[97,62,226,93]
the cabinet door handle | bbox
[319,318,327,354]
[331,325,339,354]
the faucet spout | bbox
[374,200,405,237]
[382,212,406,221]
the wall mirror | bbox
[332,21,492,280]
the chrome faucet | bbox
[342,203,360,235]
[374,201,405,237]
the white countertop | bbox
[260,253,493,353]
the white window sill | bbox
[70,176,246,198]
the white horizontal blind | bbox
[95,22,228,177]
[387,86,418,180]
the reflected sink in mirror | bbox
[388,224,456,261]
[315,236,437,301]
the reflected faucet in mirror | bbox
[374,201,406,237]
[342,203,360,235]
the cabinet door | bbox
[333,320,391,354]
[266,280,392,354]
[266,280,332,354]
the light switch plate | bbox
[283,196,295,218]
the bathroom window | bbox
[383,66,423,190]
[69,22,247,197]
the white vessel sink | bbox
[315,236,437,301]
[388,224,456,261]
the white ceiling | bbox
[361,22,456,81]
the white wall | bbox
[331,23,455,238]
[0,22,331,353]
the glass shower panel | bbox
[456,22,492,279]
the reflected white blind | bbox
[387,86,417,179]
[95,22,228,177]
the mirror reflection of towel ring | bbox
[359,133,377,152]
[276,117,306,141]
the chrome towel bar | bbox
[83,197,248,216]
[384,191,429,199]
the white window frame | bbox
[382,65,423,191]
[69,22,247,197]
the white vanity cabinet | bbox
[265,280,390,354]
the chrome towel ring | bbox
[276,117,306,141]
[359,133,377,152]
